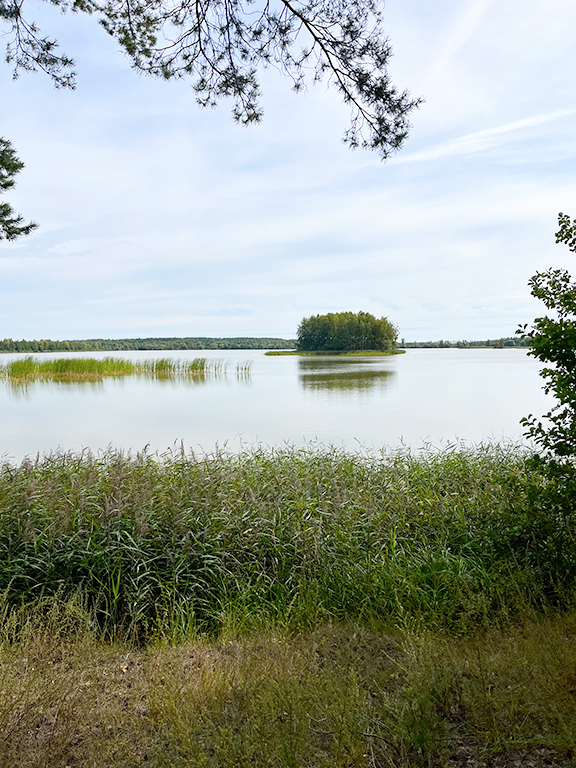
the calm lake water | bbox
[0,348,552,462]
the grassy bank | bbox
[0,356,252,383]
[1,445,576,765]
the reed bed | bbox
[0,444,571,643]
[0,356,252,383]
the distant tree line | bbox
[0,337,296,353]
[297,312,398,352]
[400,337,530,349]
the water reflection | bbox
[298,358,396,394]
[5,379,108,399]
[2,367,252,399]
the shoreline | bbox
[265,349,406,356]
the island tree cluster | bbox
[297,311,397,352]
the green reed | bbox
[0,444,571,642]
[0,356,250,383]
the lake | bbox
[0,348,551,462]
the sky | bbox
[1,0,575,342]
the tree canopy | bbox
[0,137,37,241]
[1,0,421,159]
[297,310,397,352]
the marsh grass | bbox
[0,444,572,643]
[0,356,252,384]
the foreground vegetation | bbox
[0,356,252,383]
[0,445,573,639]
[1,444,575,765]
[1,610,575,767]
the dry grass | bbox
[1,613,576,767]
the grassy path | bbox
[0,615,574,766]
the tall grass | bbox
[0,444,571,643]
[0,355,252,384]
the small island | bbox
[266,310,404,355]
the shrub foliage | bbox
[520,212,576,457]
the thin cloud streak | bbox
[426,0,493,82]
[391,110,576,165]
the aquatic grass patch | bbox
[0,444,571,642]
[235,359,253,379]
[0,355,252,384]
